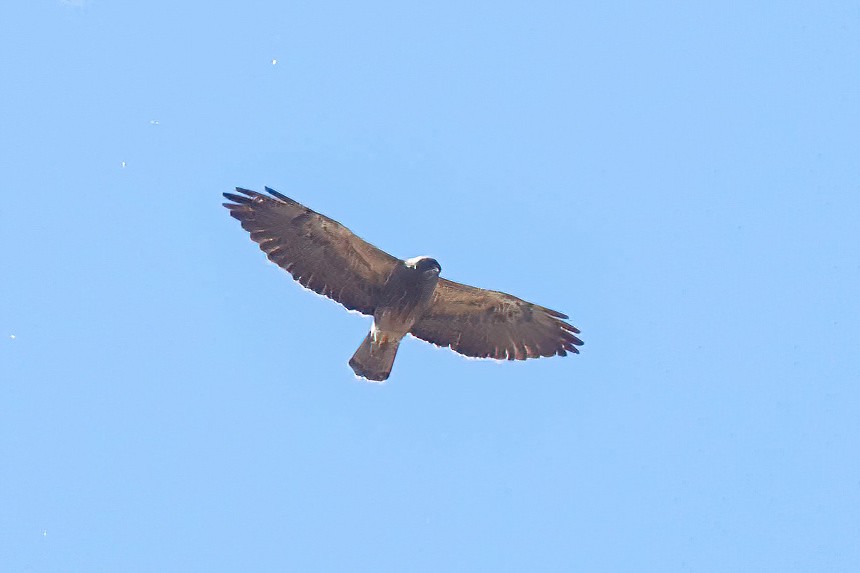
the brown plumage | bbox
[223,187,582,381]
[410,280,582,360]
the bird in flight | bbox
[223,187,583,382]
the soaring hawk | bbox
[223,187,583,381]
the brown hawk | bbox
[223,187,583,381]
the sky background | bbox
[2,1,859,571]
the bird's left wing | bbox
[223,187,400,315]
[410,278,583,360]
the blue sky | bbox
[2,1,859,571]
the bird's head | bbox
[405,256,441,276]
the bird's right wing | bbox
[223,187,400,315]
[410,278,583,360]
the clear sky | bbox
[2,1,859,571]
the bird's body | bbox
[377,257,442,328]
[223,187,582,382]
[349,256,441,380]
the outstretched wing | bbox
[409,278,583,360]
[223,187,400,315]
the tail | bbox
[349,330,402,382]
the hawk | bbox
[223,187,583,381]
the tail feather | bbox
[349,331,401,382]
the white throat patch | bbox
[404,256,433,269]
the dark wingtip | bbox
[223,193,256,207]
[543,307,569,320]
[561,322,581,334]
[264,186,290,202]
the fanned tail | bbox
[349,331,401,382]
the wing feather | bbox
[223,187,399,315]
[410,278,583,360]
